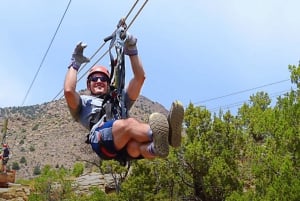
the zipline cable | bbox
[127,0,148,29]
[207,89,293,113]
[52,0,149,101]
[193,79,290,105]
[75,0,141,75]
[21,0,72,106]
[76,0,149,83]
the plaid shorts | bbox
[90,120,117,158]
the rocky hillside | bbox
[0,95,168,180]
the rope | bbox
[21,0,72,106]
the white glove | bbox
[124,34,138,56]
[69,42,90,70]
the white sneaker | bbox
[168,100,184,148]
[149,113,169,158]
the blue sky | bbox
[1,0,299,114]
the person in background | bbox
[0,144,10,173]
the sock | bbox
[147,143,156,156]
[147,128,153,141]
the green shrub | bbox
[29,145,35,152]
[32,124,39,131]
[20,156,27,164]
[33,165,41,175]
[72,162,84,177]
[12,162,20,170]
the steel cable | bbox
[22,0,72,106]
[52,0,149,101]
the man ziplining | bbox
[63,20,184,164]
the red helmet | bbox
[3,144,7,148]
[87,65,110,89]
[87,65,110,79]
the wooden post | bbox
[2,118,8,135]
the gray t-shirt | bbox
[74,94,135,143]
[78,95,104,130]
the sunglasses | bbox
[90,76,109,82]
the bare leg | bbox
[112,118,151,151]
[139,143,155,159]
[126,140,155,159]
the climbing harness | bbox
[86,19,129,130]
[103,19,129,121]
[84,20,137,166]
[101,20,138,165]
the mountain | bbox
[0,95,168,180]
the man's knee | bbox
[126,140,141,158]
[114,118,137,132]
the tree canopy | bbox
[27,63,300,201]
[116,63,300,201]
